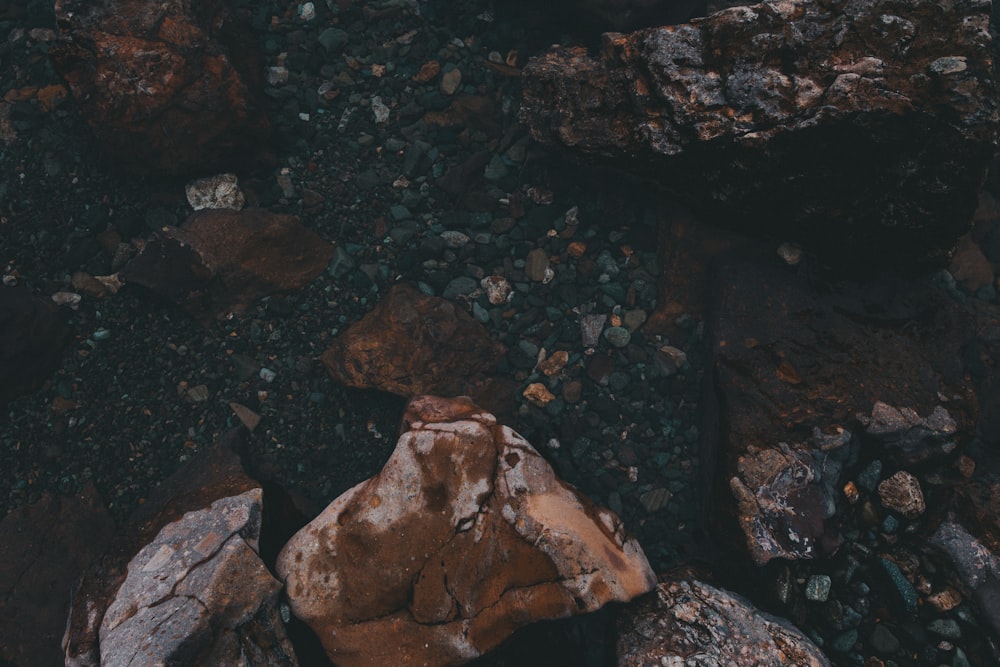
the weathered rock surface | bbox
[705,256,977,565]
[277,395,656,667]
[49,0,271,176]
[99,488,297,666]
[120,208,332,321]
[63,428,294,666]
[617,578,830,666]
[321,283,515,417]
[0,285,71,405]
[0,485,114,667]
[521,0,999,270]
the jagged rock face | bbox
[705,256,978,565]
[277,396,656,667]
[99,489,298,666]
[617,578,831,666]
[0,286,70,405]
[521,0,999,271]
[49,0,271,176]
[321,283,516,417]
[120,208,333,321]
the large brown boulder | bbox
[277,396,656,667]
[120,208,333,321]
[49,0,271,176]
[521,0,999,271]
[321,283,515,417]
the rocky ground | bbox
[2,0,1000,665]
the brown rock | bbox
[50,0,271,176]
[617,578,830,666]
[524,382,556,407]
[0,285,71,405]
[277,396,656,667]
[120,208,332,321]
[521,0,999,272]
[321,283,511,415]
[0,485,114,667]
[949,233,995,292]
[706,256,977,565]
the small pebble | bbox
[604,326,631,348]
[927,619,961,640]
[580,313,607,347]
[187,385,210,402]
[259,367,277,383]
[878,470,925,518]
[805,575,832,601]
[523,382,555,407]
[440,68,462,95]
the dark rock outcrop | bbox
[49,0,271,176]
[0,485,114,667]
[278,396,656,667]
[120,208,333,321]
[617,577,830,666]
[704,255,977,565]
[521,0,999,271]
[0,285,71,405]
[321,283,516,417]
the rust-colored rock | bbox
[521,0,999,271]
[49,0,271,176]
[120,208,333,321]
[321,283,513,416]
[277,396,656,667]
[705,255,977,565]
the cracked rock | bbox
[277,395,656,667]
[617,578,830,666]
[99,489,297,666]
[521,0,999,271]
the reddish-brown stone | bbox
[49,0,271,176]
[277,396,656,667]
[321,283,514,416]
[120,208,333,321]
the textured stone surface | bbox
[120,208,332,321]
[50,0,271,176]
[705,256,977,565]
[63,428,264,666]
[877,470,925,519]
[321,283,514,416]
[99,489,297,666]
[0,485,114,667]
[277,395,656,667]
[617,578,830,666]
[521,0,999,271]
[0,285,71,405]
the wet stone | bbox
[868,624,901,656]
[879,558,919,615]
[805,575,832,602]
[604,326,631,348]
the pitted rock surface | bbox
[49,0,271,176]
[617,578,830,666]
[321,283,515,417]
[521,0,999,271]
[277,395,656,667]
[99,488,297,666]
[120,208,333,321]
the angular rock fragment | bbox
[0,285,71,404]
[877,471,925,519]
[617,578,830,666]
[321,283,514,416]
[277,396,656,667]
[50,0,271,176]
[120,208,332,321]
[64,429,295,666]
[521,0,999,270]
[706,256,976,564]
[98,489,296,666]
